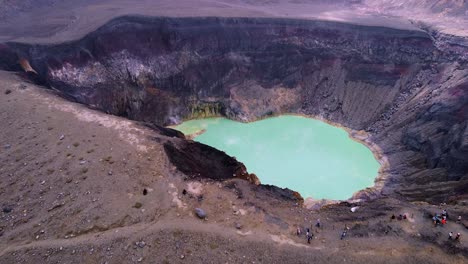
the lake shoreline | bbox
[170,114,386,205]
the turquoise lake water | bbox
[172,115,380,200]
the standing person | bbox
[455,233,461,242]
[442,210,449,219]
[341,225,349,240]
[296,227,301,236]
[449,232,453,240]
[306,228,313,244]
[316,219,321,228]
[340,230,347,240]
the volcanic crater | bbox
[1,6,468,263]
[2,16,467,203]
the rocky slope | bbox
[1,16,466,203]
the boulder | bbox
[194,208,207,219]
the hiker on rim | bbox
[341,230,347,240]
[306,228,313,244]
[340,225,349,240]
[442,210,449,219]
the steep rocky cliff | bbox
[1,16,467,202]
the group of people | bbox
[296,219,351,244]
[432,214,447,226]
[448,232,462,241]
[295,210,464,245]
[432,209,450,226]
[296,219,323,243]
[433,209,463,242]
[391,214,408,221]
[296,226,314,243]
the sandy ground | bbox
[0,0,467,44]
[0,70,467,263]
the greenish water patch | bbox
[172,115,380,200]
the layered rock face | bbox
[1,16,467,202]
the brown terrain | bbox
[1,1,468,263]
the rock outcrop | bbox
[0,16,466,202]
[164,140,259,185]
